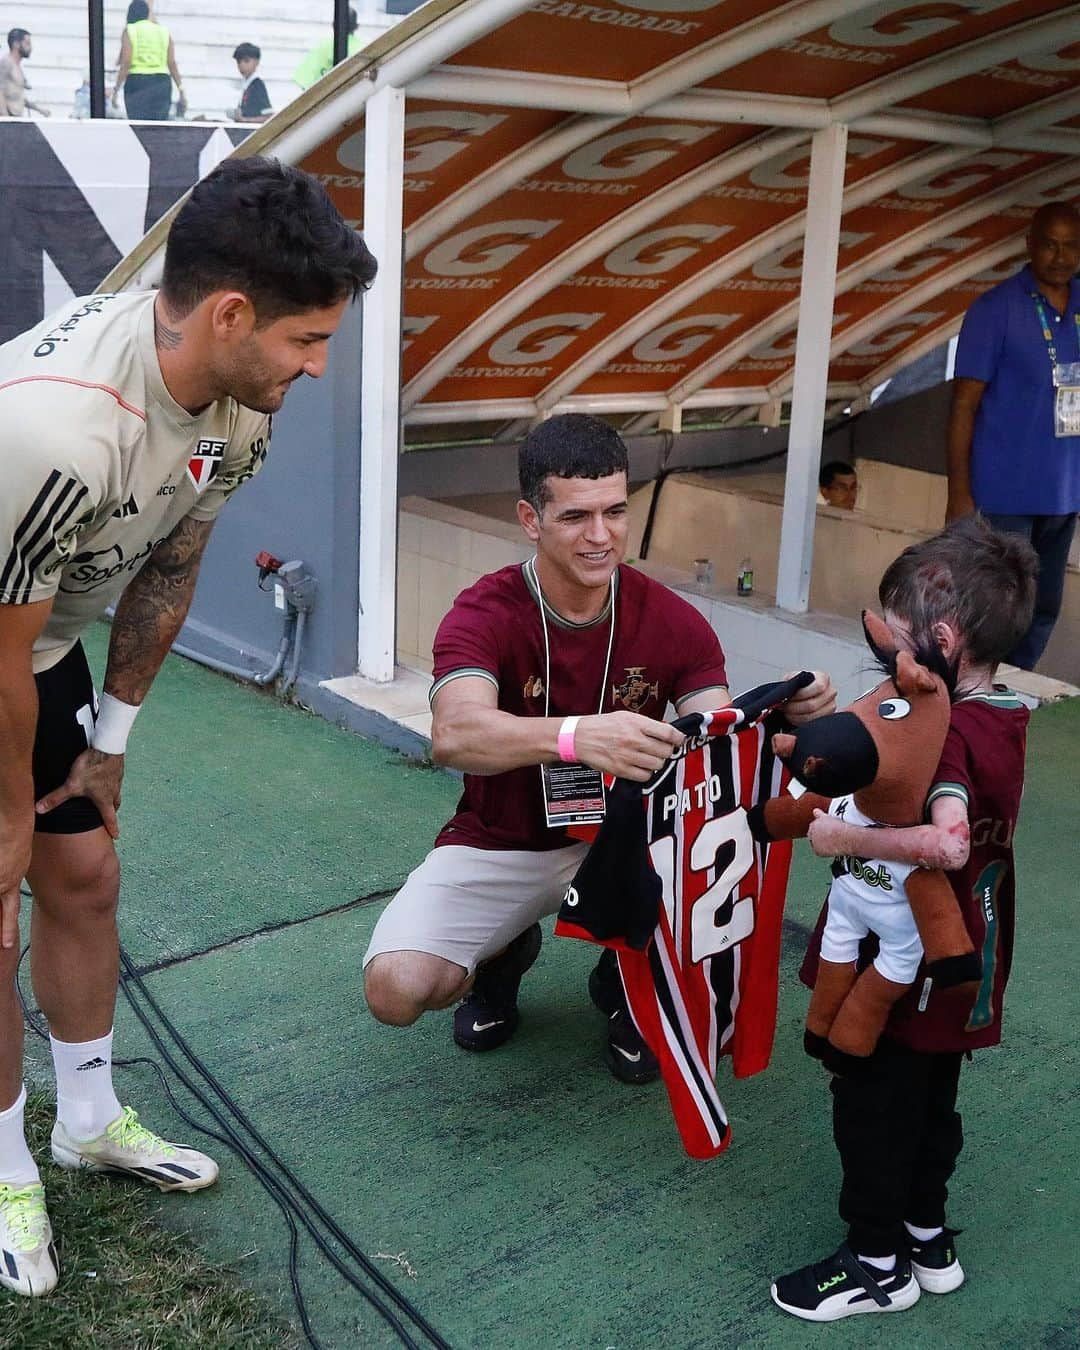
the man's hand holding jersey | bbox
[432,668,835,783]
[570,711,685,782]
[782,671,836,724]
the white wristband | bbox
[90,693,140,756]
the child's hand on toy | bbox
[807,808,849,857]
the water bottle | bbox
[737,556,754,596]
[73,81,91,119]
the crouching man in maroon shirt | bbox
[364,414,835,1080]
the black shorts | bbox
[33,642,104,835]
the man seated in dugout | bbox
[363,414,836,1081]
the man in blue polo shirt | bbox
[946,201,1080,669]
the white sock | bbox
[51,1030,122,1140]
[858,1253,897,1274]
[905,1222,943,1243]
[0,1086,41,1187]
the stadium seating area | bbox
[7,0,419,122]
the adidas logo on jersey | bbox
[111,493,139,519]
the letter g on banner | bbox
[632,315,739,363]
[563,125,711,181]
[489,314,604,366]
[424,220,561,276]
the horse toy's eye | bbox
[878,698,911,720]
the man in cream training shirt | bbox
[0,155,376,1298]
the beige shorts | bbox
[363,842,589,974]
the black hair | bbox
[348,6,358,33]
[126,1,150,23]
[878,515,1038,671]
[518,414,629,514]
[819,459,856,489]
[161,156,377,323]
[7,27,29,47]
[233,42,261,62]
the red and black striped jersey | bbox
[557,677,806,1159]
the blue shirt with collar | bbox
[954,263,1080,515]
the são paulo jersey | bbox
[801,691,1029,1053]
[557,676,809,1158]
[0,292,271,672]
[430,561,728,852]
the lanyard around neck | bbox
[1031,289,1080,369]
[528,557,616,719]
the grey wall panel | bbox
[179,303,364,684]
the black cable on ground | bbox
[16,940,452,1350]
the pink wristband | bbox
[557,715,580,763]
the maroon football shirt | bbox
[800,691,1029,1053]
[430,562,728,852]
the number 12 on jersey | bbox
[649,808,757,965]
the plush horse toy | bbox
[749,611,980,1075]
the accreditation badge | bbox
[1053,362,1080,438]
[541,763,606,828]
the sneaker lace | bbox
[0,1185,49,1253]
[105,1106,176,1159]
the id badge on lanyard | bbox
[1033,293,1080,438]
[541,762,606,827]
[1053,362,1080,438]
[530,558,615,828]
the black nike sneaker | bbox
[453,923,542,1051]
[603,1006,660,1085]
[771,1243,920,1322]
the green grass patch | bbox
[0,1089,300,1349]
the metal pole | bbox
[333,0,350,67]
[359,85,406,682]
[89,0,106,119]
[775,122,848,613]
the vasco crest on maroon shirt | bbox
[429,562,728,853]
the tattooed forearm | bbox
[105,515,214,704]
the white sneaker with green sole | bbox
[0,1182,59,1298]
[51,1107,219,1193]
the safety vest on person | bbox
[126,19,170,74]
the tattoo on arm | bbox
[105,515,214,703]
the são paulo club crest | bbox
[186,438,226,493]
[612,666,659,712]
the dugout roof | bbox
[111,0,1080,432]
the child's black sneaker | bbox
[452,923,542,1051]
[907,1226,964,1294]
[770,1243,920,1322]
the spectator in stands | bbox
[292,7,362,91]
[230,43,272,123]
[946,201,1080,669]
[818,460,858,510]
[112,1,185,122]
[0,28,51,118]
